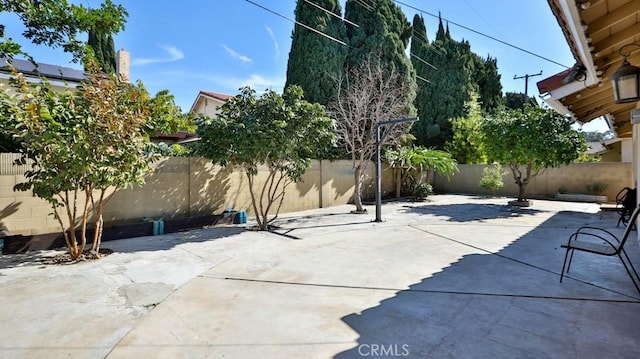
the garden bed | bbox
[555,193,608,203]
[1,213,241,254]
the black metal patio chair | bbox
[615,187,636,229]
[560,204,640,294]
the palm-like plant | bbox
[386,146,458,198]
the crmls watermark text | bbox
[357,344,410,357]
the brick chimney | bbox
[116,49,130,82]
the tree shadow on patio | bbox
[399,202,544,222]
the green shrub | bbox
[586,182,607,195]
[413,183,433,198]
[480,163,506,196]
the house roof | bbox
[189,90,233,113]
[0,58,85,83]
[199,91,233,102]
[585,141,608,155]
[537,0,640,138]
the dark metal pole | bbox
[374,117,418,223]
[375,124,382,222]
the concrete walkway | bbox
[1,194,640,358]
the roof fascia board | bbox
[542,95,576,119]
[547,79,592,98]
[558,0,599,86]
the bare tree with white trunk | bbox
[327,54,416,213]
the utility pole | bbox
[514,71,543,98]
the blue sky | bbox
[2,1,591,124]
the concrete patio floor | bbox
[1,194,640,358]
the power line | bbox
[244,0,351,48]
[303,0,359,28]
[416,75,430,84]
[461,0,506,40]
[394,0,571,69]
[410,52,437,70]
[355,0,374,12]
[245,0,435,84]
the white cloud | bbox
[159,70,285,94]
[220,44,252,64]
[265,25,280,59]
[215,74,285,93]
[131,45,184,66]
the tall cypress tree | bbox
[87,29,116,74]
[285,0,346,106]
[103,34,117,74]
[410,14,432,146]
[344,0,416,114]
[476,55,503,114]
[412,17,473,148]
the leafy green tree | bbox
[0,0,127,61]
[445,93,487,164]
[146,88,197,135]
[1,60,158,259]
[0,1,127,153]
[481,105,587,203]
[385,146,458,198]
[504,91,537,110]
[344,0,416,115]
[327,54,416,213]
[286,0,346,106]
[196,86,335,230]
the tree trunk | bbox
[517,182,527,202]
[395,168,401,198]
[246,171,266,230]
[353,165,364,212]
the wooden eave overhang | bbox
[538,0,640,137]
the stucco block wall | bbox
[0,157,394,236]
[433,162,633,201]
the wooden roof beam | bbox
[561,83,610,106]
[593,23,640,56]
[589,1,640,36]
[570,93,615,113]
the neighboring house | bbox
[151,131,198,144]
[0,51,190,145]
[601,137,633,163]
[581,137,632,163]
[0,58,85,89]
[190,91,233,118]
[0,49,130,90]
[585,141,609,158]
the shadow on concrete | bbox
[96,226,246,254]
[0,250,56,270]
[399,202,544,222]
[0,201,20,237]
[334,209,640,359]
[0,226,245,269]
[268,212,373,240]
